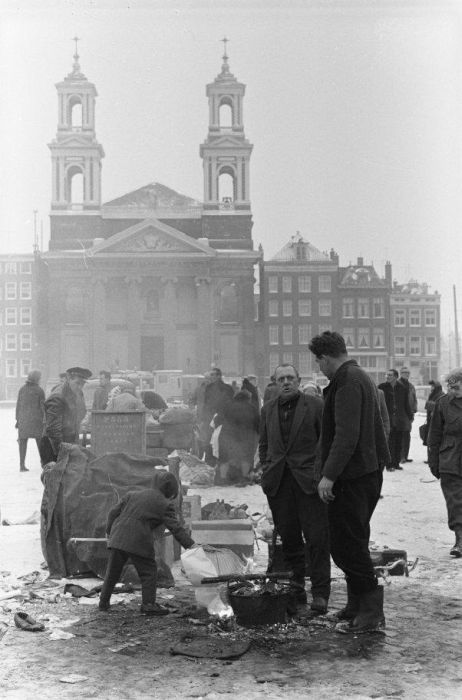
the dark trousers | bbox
[18,438,41,468]
[328,470,382,595]
[388,428,405,469]
[400,430,411,460]
[440,473,462,531]
[100,548,157,606]
[267,469,331,599]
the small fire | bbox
[217,604,234,620]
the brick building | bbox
[389,281,440,383]
[0,255,36,400]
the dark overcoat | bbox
[106,488,194,558]
[428,394,462,476]
[320,360,390,482]
[259,392,323,497]
[43,383,87,454]
[16,381,45,439]
[377,380,413,431]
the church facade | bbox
[36,47,260,381]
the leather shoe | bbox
[98,600,110,611]
[140,603,169,616]
[19,467,29,472]
[14,611,45,632]
[310,596,328,614]
[394,465,403,470]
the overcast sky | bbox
[1,0,461,331]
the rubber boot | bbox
[336,583,360,621]
[349,585,385,633]
[450,529,462,558]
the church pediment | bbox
[54,135,96,148]
[89,218,216,257]
[206,135,248,149]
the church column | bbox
[161,277,178,367]
[126,276,141,368]
[241,275,256,375]
[195,277,212,370]
[91,277,107,370]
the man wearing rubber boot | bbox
[309,332,390,632]
[259,363,331,614]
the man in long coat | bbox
[378,369,413,471]
[39,367,91,465]
[15,370,45,472]
[259,363,331,613]
[309,331,390,633]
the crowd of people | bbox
[13,332,462,625]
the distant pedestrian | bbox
[39,367,91,464]
[241,375,261,414]
[378,370,413,471]
[15,370,45,472]
[216,390,259,484]
[427,369,462,558]
[309,332,389,632]
[92,371,112,410]
[263,374,279,403]
[398,367,417,463]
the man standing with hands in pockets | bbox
[308,332,389,632]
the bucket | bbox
[227,582,291,627]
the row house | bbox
[389,281,440,383]
[0,255,36,400]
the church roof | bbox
[103,182,201,211]
[270,235,330,263]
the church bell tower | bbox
[200,41,253,245]
[48,39,104,213]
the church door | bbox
[140,336,164,371]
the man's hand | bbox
[318,476,335,503]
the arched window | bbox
[219,283,238,322]
[65,286,84,324]
[218,166,235,202]
[219,98,233,128]
[66,166,84,205]
[69,96,82,128]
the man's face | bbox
[448,381,462,398]
[99,374,110,387]
[68,376,86,394]
[386,371,397,384]
[274,366,300,399]
[314,355,334,379]
[400,370,410,381]
[210,370,221,383]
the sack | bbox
[419,422,428,444]
[181,546,245,614]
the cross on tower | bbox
[72,36,80,59]
[221,36,229,58]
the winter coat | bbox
[92,385,110,410]
[16,381,45,439]
[259,392,323,497]
[321,360,390,482]
[106,487,194,559]
[217,396,260,465]
[428,394,462,478]
[425,384,445,423]
[377,388,390,439]
[378,381,413,431]
[241,379,260,414]
[399,378,418,415]
[43,383,87,454]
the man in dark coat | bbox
[259,363,331,613]
[39,367,91,465]
[309,331,389,633]
[15,370,45,472]
[398,366,417,463]
[201,368,234,463]
[92,370,112,410]
[378,369,413,471]
[99,471,195,614]
[428,369,462,557]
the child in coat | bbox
[99,470,195,615]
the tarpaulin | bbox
[41,444,177,586]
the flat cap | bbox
[66,367,92,380]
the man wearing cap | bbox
[39,367,91,464]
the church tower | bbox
[48,40,104,217]
[200,41,253,247]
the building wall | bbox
[0,255,36,400]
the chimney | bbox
[330,248,339,265]
[385,260,392,287]
[357,256,364,266]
